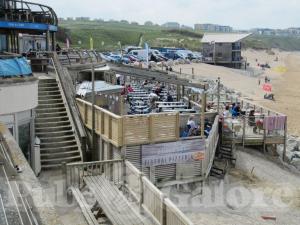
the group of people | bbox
[121,84,134,96]
[185,115,212,137]
[222,102,242,118]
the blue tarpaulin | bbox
[0,57,32,77]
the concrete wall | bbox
[0,80,38,115]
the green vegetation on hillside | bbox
[244,35,300,51]
[59,21,203,51]
[58,20,300,51]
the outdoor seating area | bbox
[214,93,287,148]
[123,82,197,115]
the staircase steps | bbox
[35,78,82,169]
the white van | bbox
[128,49,149,61]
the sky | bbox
[32,0,300,29]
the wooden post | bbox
[119,95,124,116]
[139,174,144,213]
[177,85,181,101]
[283,117,287,162]
[176,112,180,139]
[217,77,220,115]
[242,116,246,149]
[263,115,266,153]
[149,115,154,143]
[201,93,205,137]
[91,64,96,160]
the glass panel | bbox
[0,35,7,52]
[18,123,31,161]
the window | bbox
[217,52,223,57]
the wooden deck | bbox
[83,175,150,225]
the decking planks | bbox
[83,175,149,225]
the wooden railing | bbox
[142,176,165,224]
[124,160,143,203]
[51,54,88,159]
[204,115,219,178]
[77,98,123,147]
[66,159,193,225]
[65,159,124,189]
[77,98,180,147]
[165,198,193,225]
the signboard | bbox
[263,83,272,92]
[142,139,206,167]
[0,21,58,32]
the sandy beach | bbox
[174,49,300,136]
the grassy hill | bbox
[58,21,203,51]
[58,20,300,51]
[244,35,300,51]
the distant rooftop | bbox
[201,33,252,43]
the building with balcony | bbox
[201,33,251,69]
[0,0,58,53]
[0,0,58,166]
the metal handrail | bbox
[1,0,58,26]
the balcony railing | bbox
[0,0,57,26]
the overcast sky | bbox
[32,0,300,29]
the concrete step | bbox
[38,99,64,105]
[38,90,61,96]
[40,145,78,154]
[39,79,56,84]
[40,139,77,148]
[39,134,76,143]
[36,107,66,114]
[38,82,58,88]
[38,87,60,93]
[37,103,65,109]
[35,121,72,132]
[36,111,68,118]
[35,115,70,123]
[36,130,74,138]
[41,150,80,160]
[38,95,62,101]
[41,156,81,166]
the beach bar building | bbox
[201,33,251,69]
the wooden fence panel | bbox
[123,116,151,145]
[151,113,178,142]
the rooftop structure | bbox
[201,33,251,43]
[201,33,251,69]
